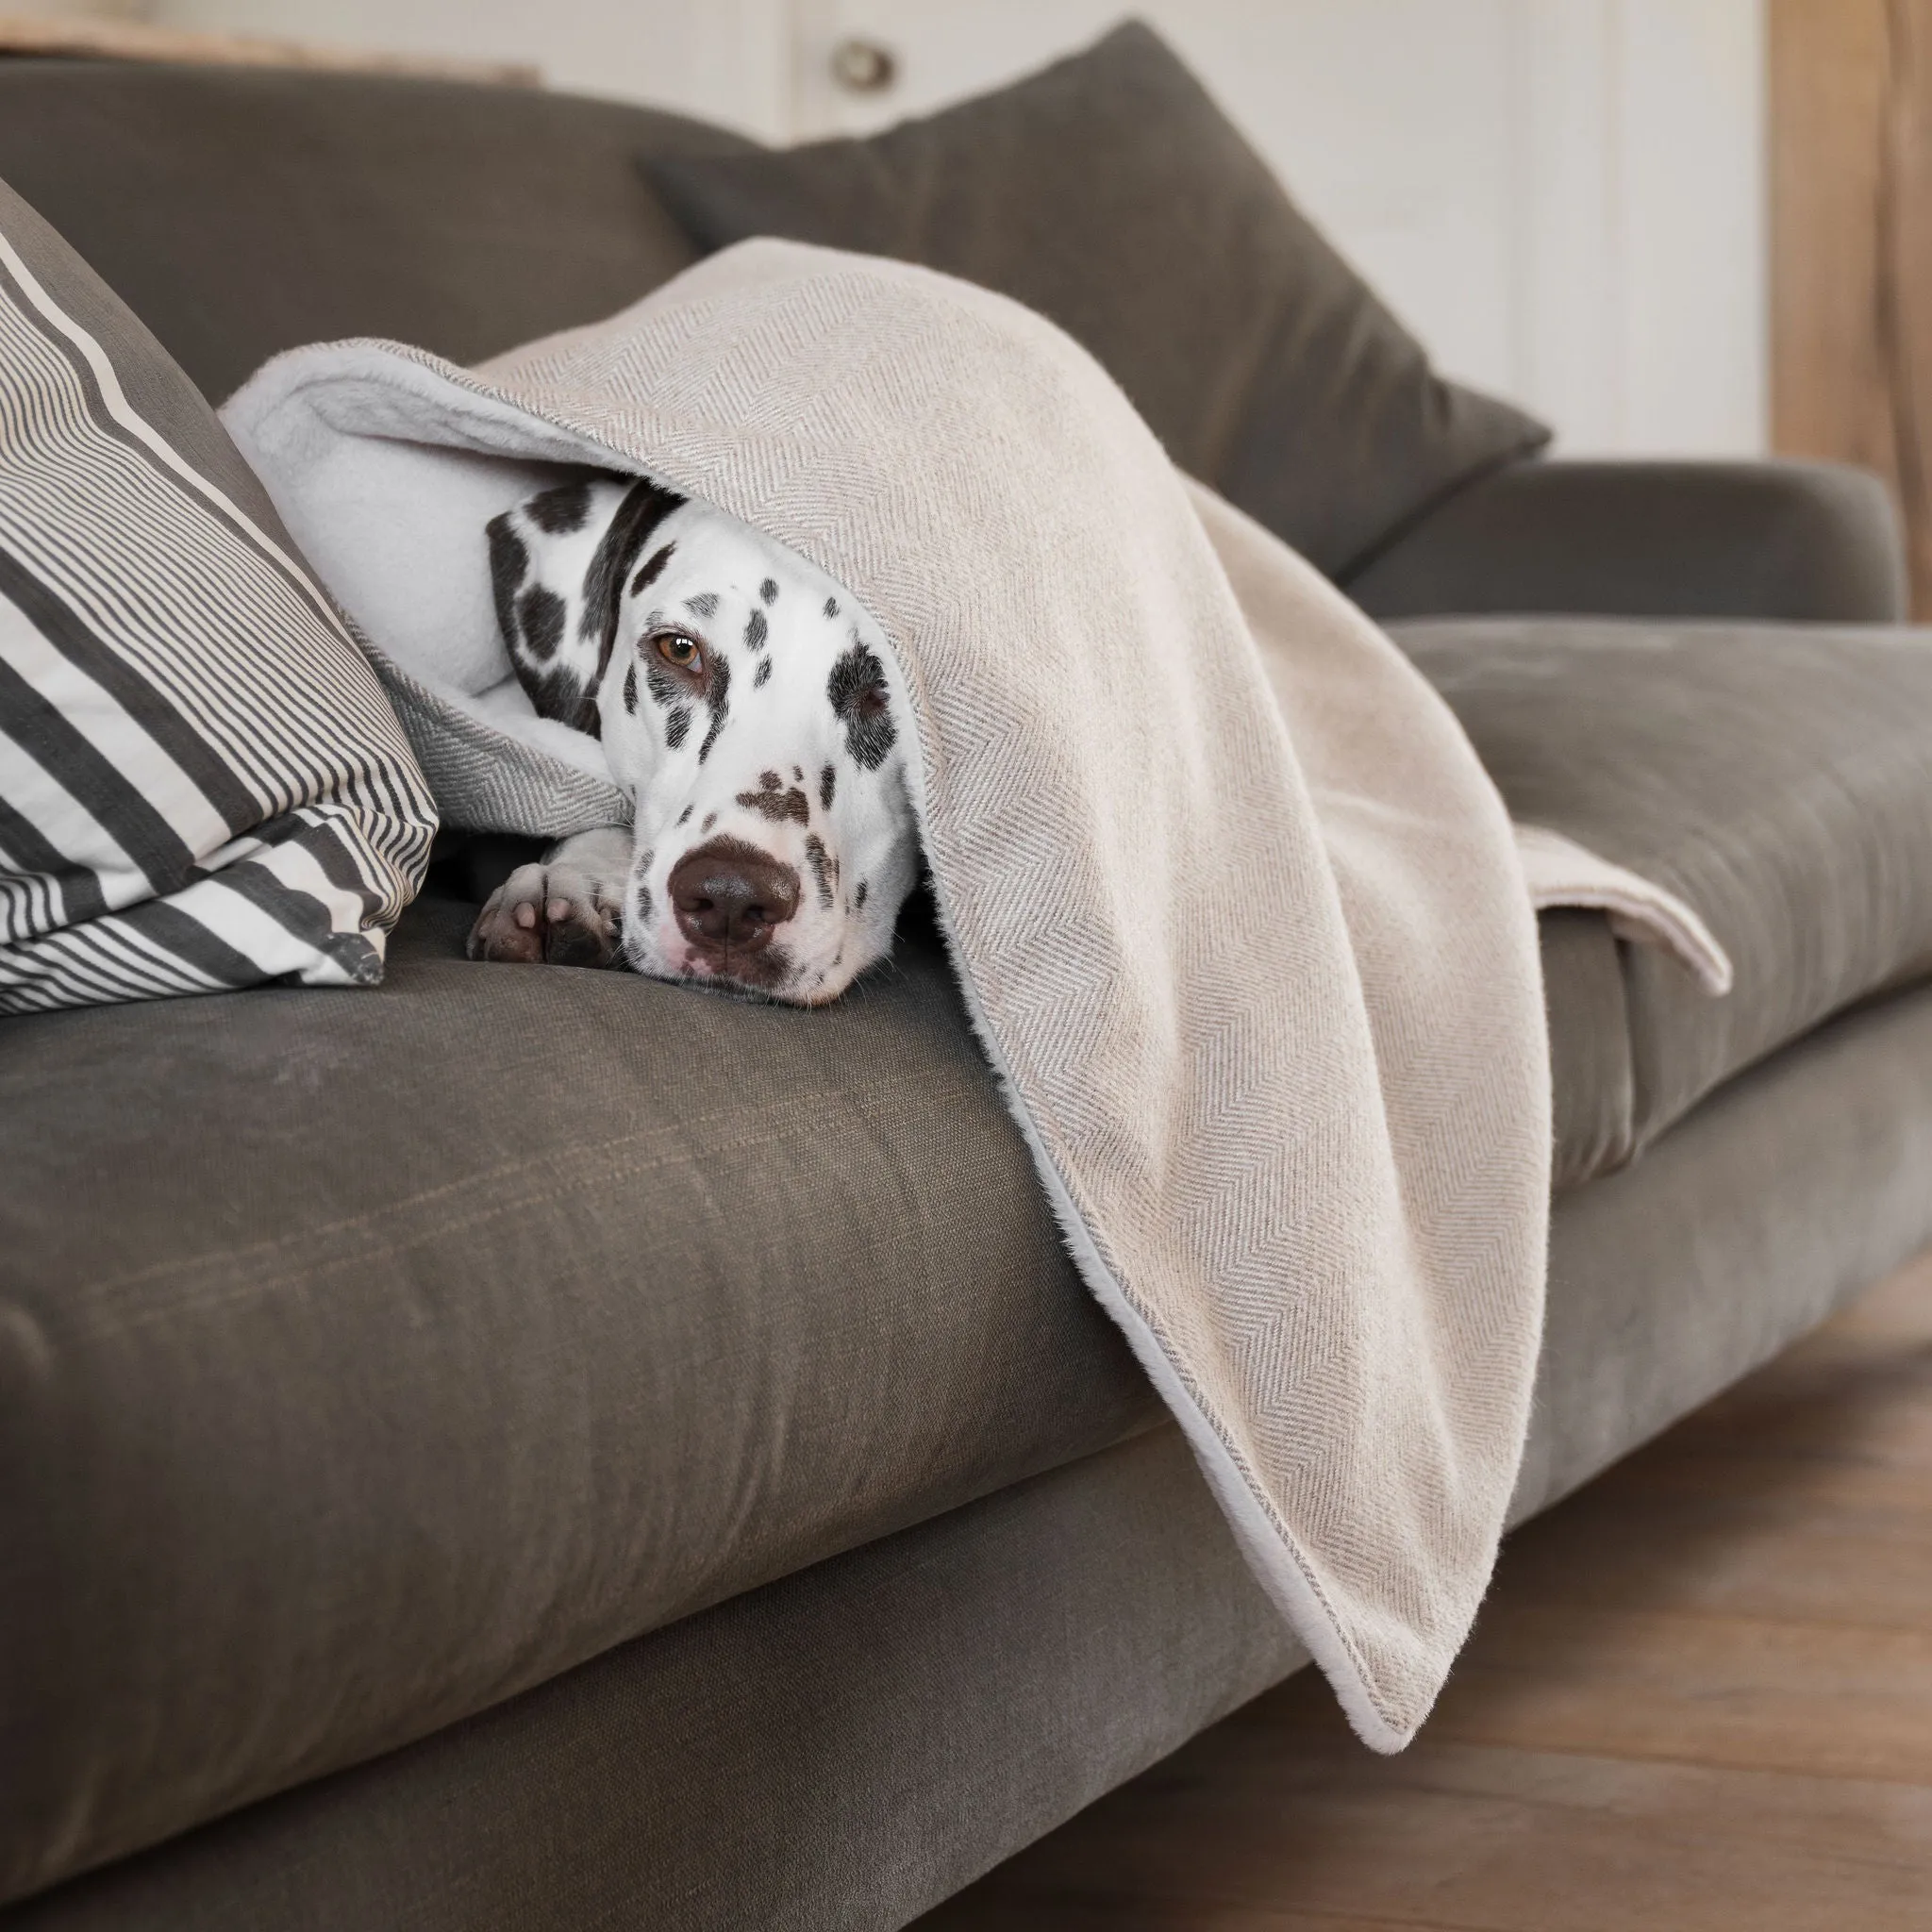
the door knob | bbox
[831,37,898,93]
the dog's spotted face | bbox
[486,474,919,1003]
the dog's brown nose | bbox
[670,837,800,956]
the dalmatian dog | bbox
[468,472,921,1003]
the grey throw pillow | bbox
[645,21,1549,578]
[0,175,437,1011]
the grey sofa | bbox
[4,56,1932,1932]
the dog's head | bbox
[488,474,920,1003]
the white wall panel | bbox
[156,0,1767,455]
[797,0,1767,454]
[158,0,795,139]
[1611,0,1767,454]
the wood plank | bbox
[924,1907,1441,1932]
[915,1249,1932,1928]
[1419,1602,1932,1783]
[1491,1485,1932,1629]
[923,1729,1932,1931]
[1771,0,1932,614]
[1770,0,1893,473]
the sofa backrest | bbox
[0,58,751,403]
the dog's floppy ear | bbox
[489,474,683,737]
[488,478,606,732]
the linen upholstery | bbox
[1516,984,1932,1526]
[0,176,434,1008]
[0,891,1159,1903]
[1353,458,1908,624]
[1541,908,1634,1191]
[8,1431,1304,1932]
[0,61,749,404]
[646,23,1548,577]
[10,974,1932,1929]
[1401,617,1932,1171]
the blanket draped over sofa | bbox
[225,240,1721,1749]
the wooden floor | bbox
[917,1248,1932,1931]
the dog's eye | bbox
[654,632,703,673]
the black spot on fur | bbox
[518,664,588,729]
[685,591,719,620]
[630,542,675,597]
[517,584,566,662]
[500,558,595,730]
[855,880,869,910]
[644,660,688,711]
[760,771,781,791]
[754,658,773,688]
[827,642,897,770]
[666,706,691,750]
[623,663,640,715]
[696,653,732,765]
[528,480,593,534]
[804,834,835,908]
[580,475,684,691]
[677,805,692,826]
[486,515,528,651]
[819,763,836,810]
[823,596,839,619]
[634,880,653,925]
[739,784,809,825]
[792,766,804,782]
[702,812,717,833]
[760,577,778,605]
[744,608,768,652]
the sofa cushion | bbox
[646,22,1548,578]
[1401,617,1932,1182]
[0,876,1629,1901]
[0,891,1160,1900]
[0,60,751,403]
[0,174,436,1009]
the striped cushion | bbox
[0,177,435,1011]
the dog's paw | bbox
[467,863,624,968]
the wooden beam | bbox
[1771,0,1932,614]
[0,11,540,87]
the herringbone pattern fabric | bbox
[225,241,1552,1748]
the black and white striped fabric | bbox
[0,178,435,1012]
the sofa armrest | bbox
[1344,458,1908,624]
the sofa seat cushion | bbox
[0,893,1161,1900]
[1401,618,1932,1185]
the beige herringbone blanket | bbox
[229,241,1564,1748]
